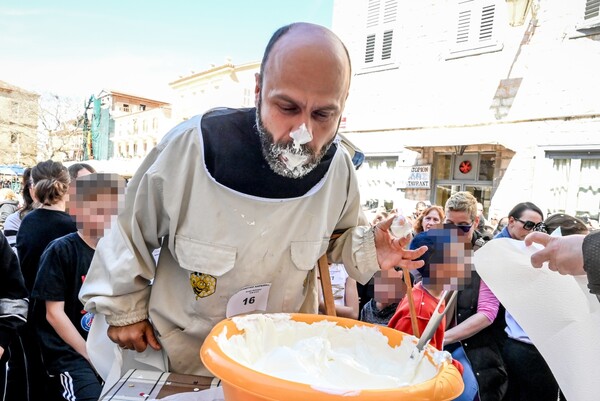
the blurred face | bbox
[421,226,473,291]
[65,169,94,208]
[71,192,123,239]
[374,268,407,304]
[255,29,350,178]
[477,203,484,216]
[429,236,472,291]
[508,209,543,240]
[422,210,442,232]
[69,175,125,239]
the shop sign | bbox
[397,165,431,189]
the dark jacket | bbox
[582,230,600,300]
[447,231,508,401]
[0,232,28,362]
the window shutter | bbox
[382,30,394,60]
[584,0,600,21]
[383,0,398,24]
[365,34,376,63]
[381,0,397,61]
[364,0,380,64]
[366,0,381,28]
[479,4,495,41]
[576,0,600,31]
[363,0,398,68]
[456,8,472,44]
[448,0,503,58]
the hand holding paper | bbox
[525,232,586,275]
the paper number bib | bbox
[226,283,271,318]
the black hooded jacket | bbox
[445,231,508,401]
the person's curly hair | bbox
[413,205,445,233]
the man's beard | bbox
[255,101,333,179]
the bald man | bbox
[80,23,426,375]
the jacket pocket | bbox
[174,234,237,276]
[290,240,329,271]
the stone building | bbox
[0,80,39,167]
[92,90,171,161]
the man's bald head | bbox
[258,23,352,91]
[254,23,352,178]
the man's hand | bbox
[0,345,4,360]
[107,320,161,352]
[374,215,427,271]
[525,232,586,275]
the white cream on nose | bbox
[289,123,312,150]
[280,123,313,171]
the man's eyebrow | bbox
[271,94,340,112]
[271,93,296,103]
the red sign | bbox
[459,160,472,174]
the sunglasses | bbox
[514,217,544,231]
[443,223,473,233]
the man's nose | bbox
[290,118,314,145]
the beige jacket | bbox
[80,113,380,375]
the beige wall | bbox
[0,83,39,166]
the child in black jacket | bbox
[0,231,28,401]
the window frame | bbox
[446,0,504,60]
[360,0,400,73]
[574,0,600,34]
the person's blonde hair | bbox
[445,191,478,222]
[0,188,18,201]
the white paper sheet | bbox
[474,238,600,401]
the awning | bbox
[0,166,17,176]
[341,124,515,154]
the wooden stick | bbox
[402,267,420,337]
[318,254,337,317]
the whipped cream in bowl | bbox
[201,313,463,400]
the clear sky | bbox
[0,0,333,101]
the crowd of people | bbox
[350,195,596,401]
[0,160,126,401]
[1,22,599,401]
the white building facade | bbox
[333,0,600,222]
[112,105,172,159]
[169,61,260,122]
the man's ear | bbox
[254,73,261,107]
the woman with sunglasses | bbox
[500,202,545,240]
[495,202,564,401]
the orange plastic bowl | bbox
[200,313,463,401]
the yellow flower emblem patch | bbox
[189,272,217,299]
